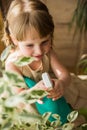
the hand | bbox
[34,80,47,90]
[47,79,64,101]
[19,80,47,104]
[30,80,47,104]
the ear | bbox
[9,27,18,46]
[10,33,18,46]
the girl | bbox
[3,0,72,124]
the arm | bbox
[5,60,22,75]
[47,50,71,100]
[50,50,71,88]
[5,61,26,93]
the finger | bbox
[46,88,54,93]
[37,99,43,104]
[52,95,62,101]
[47,89,61,96]
[47,91,62,99]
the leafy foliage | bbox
[0,70,79,130]
[0,38,87,129]
[77,54,87,74]
[71,0,87,33]
[78,108,87,121]
[71,0,87,75]
[14,57,35,66]
[0,45,11,61]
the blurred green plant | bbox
[77,54,87,75]
[0,37,87,130]
[0,46,81,129]
[71,0,87,75]
[0,70,79,130]
[71,0,87,34]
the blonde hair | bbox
[3,0,54,46]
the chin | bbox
[34,57,42,61]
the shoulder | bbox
[49,49,64,68]
[48,49,58,60]
[6,50,18,64]
[5,51,22,75]
[46,49,60,68]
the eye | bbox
[26,44,34,48]
[41,40,49,46]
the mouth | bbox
[34,55,43,59]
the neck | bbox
[29,60,42,70]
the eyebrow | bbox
[41,39,49,43]
[25,37,50,45]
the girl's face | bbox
[15,28,52,61]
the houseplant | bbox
[71,0,87,34]
[0,65,78,130]
[0,47,81,129]
[70,0,87,129]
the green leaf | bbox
[62,123,74,130]
[78,108,87,121]
[51,120,61,128]
[24,97,39,104]
[30,90,47,98]
[20,112,42,123]
[5,96,24,108]
[77,57,87,74]
[2,122,12,130]
[42,112,51,124]
[67,111,78,122]
[71,0,87,35]
[52,114,60,120]
[22,90,47,104]
[14,57,35,66]
[0,84,4,94]
[0,45,12,61]
[81,124,87,130]
[3,71,26,88]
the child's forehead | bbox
[24,27,50,41]
[24,27,41,40]
[19,30,50,45]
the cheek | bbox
[19,47,32,57]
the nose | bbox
[34,45,42,55]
